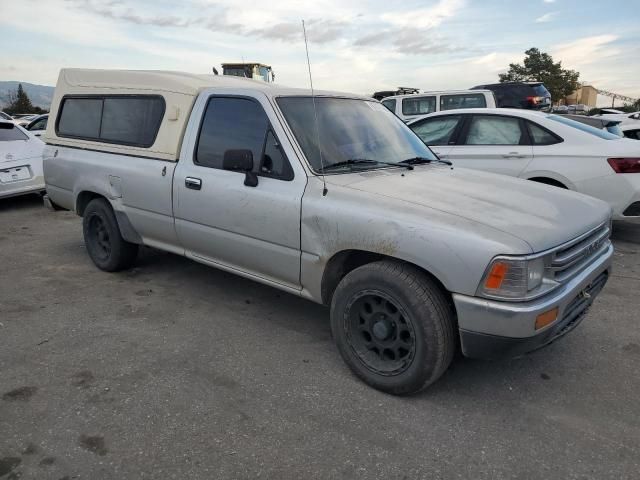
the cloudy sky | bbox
[1,0,639,105]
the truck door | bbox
[173,93,306,290]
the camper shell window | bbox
[56,95,166,148]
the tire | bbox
[82,198,138,272]
[330,260,455,395]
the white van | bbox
[381,90,496,122]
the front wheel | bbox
[330,260,455,395]
[83,198,138,272]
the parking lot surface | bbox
[1,195,639,480]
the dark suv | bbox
[471,82,552,111]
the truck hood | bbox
[326,166,611,253]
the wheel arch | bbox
[320,249,452,307]
[75,190,142,245]
[76,190,106,216]
[523,171,575,190]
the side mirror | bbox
[0,122,15,130]
[222,149,258,187]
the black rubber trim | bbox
[114,210,143,245]
[622,201,640,217]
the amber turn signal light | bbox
[485,262,508,289]
[535,307,559,330]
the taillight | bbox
[607,158,640,174]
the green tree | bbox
[499,48,580,103]
[5,84,36,115]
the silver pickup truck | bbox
[43,69,613,395]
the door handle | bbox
[502,152,526,158]
[185,177,202,190]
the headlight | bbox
[477,255,558,301]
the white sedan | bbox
[407,108,640,220]
[0,121,45,199]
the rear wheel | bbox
[330,260,455,395]
[83,198,138,271]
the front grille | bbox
[552,272,609,340]
[550,223,611,283]
[623,201,640,217]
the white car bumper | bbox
[0,159,45,199]
[576,173,640,220]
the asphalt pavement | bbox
[1,194,639,480]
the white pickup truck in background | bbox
[43,69,613,395]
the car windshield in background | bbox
[276,97,436,173]
[0,126,28,141]
[547,114,621,140]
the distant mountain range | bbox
[0,81,55,111]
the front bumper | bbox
[453,243,613,359]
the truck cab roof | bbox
[46,68,369,161]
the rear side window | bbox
[381,99,396,113]
[411,115,462,145]
[56,96,165,147]
[440,94,486,111]
[0,126,28,141]
[465,115,525,145]
[402,96,436,116]
[101,98,165,146]
[527,121,562,145]
[58,98,102,139]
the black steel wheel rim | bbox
[88,214,111,261]
[344,290,416,376]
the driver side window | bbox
[195,97,293,180]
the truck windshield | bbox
[277,97,437,173]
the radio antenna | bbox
[302,19,328,196]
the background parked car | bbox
[564,114,623,137]
[24,114,48,137]
[471,82,552,111]
[12,114,38,127]
[0,111,14,122]
[0,120,45,199]
[567,104,589,115]
[380,90,496,122]
[407,108,640,219]
[596,110,640,127]
[621,124,640,140]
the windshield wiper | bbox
[400,156,453,166]
[321,158,413,172]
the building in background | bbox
[564,84,598,108]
